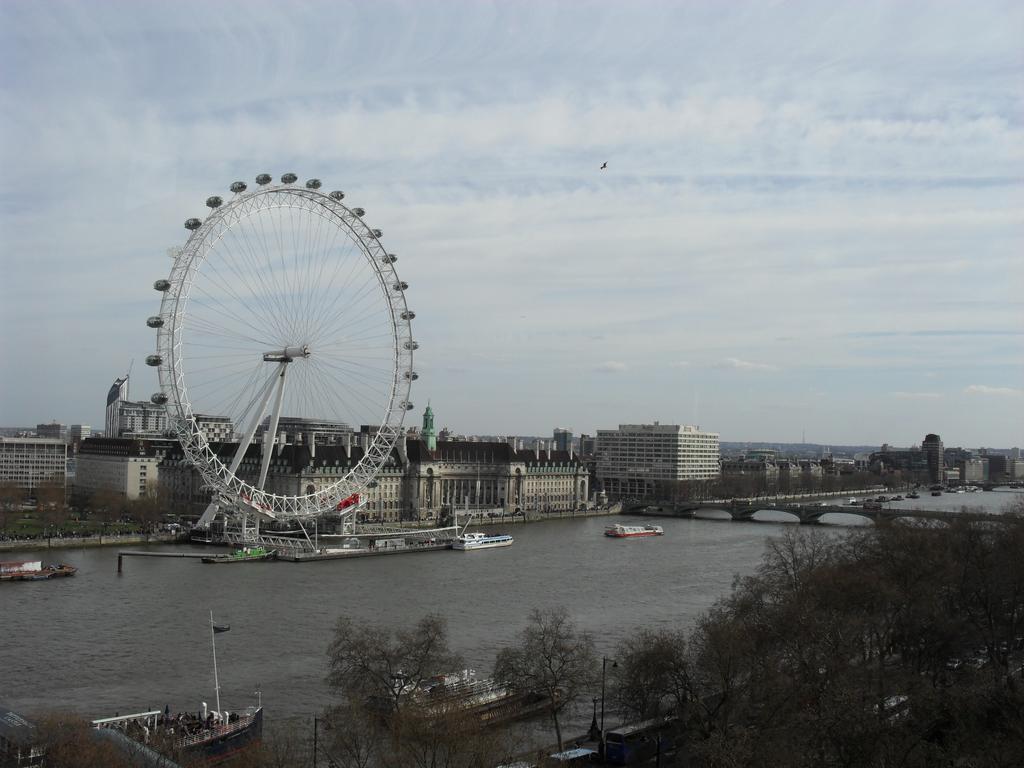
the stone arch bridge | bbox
[624,501,994,526]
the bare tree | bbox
[30,711,135,768]
[612,627,690,720]
[493,606,598,751]
[326,613,461,715]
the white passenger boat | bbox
[604,523,664,538]
[452,532,514,551]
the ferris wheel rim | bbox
[150,179,416,520]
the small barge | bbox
[201,546,276,564]
[0,560,77,581]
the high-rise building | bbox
[69,425,91,445]
[596,422,720,498]
[553,428,573,452]
[105,376,130,437]
[103,375,168,438]
[0,437,67,493]
[922,433,944,484]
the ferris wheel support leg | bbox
[226,363,285,480]
[257,364,289,491]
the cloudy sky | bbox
[1,0,1021,447]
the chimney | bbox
[308,432,316,459]
[546,442,551,461]
[344,432,352,459]
[276,430,286,456]
[534,442,540,461]
[398,433,408,463]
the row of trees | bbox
[0,479,166,537]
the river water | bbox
[2,489,1019,729]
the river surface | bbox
[2,489,1019,729]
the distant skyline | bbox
[1,0,1021,447]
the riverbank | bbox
[0,531,188,552]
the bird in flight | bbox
[600,162,608,170]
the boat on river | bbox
[604,523,664,538]
[452,532,514,551]
[0,560,77,581]
[93,611,262,763]
[201,546,276,564]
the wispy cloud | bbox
[712,358,779,372]
[594,361,627,374]
[964,385,1024,397]
[670,361,690,368]
[890,391,942,399]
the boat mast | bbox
[210,610,222,715]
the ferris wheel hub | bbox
[262,345,310,362]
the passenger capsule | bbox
[383,253,398,263]
[401,310,415,320]
[329,190,345,200]
[306,178,322,189]
[371,228,383,238]
[206,196,223,208]
[154,279,171,292]
[351,207,365,217]
[405,371,419,381]
[392,281,409,291]
[256,173,272,185]
[146,316,164,328]
[281,173,298,184]
[145,354,163,367]
[404,340,419,351]
[184,218,202,230]
[401,401,414,411]
[151,392,168,405]
[230,181,247,193]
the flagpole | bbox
[210,610,221,715]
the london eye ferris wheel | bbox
[146,174,417,522]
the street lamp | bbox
[599,656,617,755]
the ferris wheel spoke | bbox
[304,235,367,344]
[310,357,397,405]
[309,274,387,349]
[205,230,292,343]
[224,213,296,338]
[308,358,384,427]
[189,285,288,346]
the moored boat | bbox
[201,546,276,564]
[452,532,514,551]
[0,560,77,582]
[93,705,263,764]
[604,523,664,538]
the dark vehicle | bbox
[604,717,676,765]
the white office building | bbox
[596,422,720,498]
[0,437,67,493]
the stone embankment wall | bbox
[0,532,189,552]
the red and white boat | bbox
[604,523,664,538]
